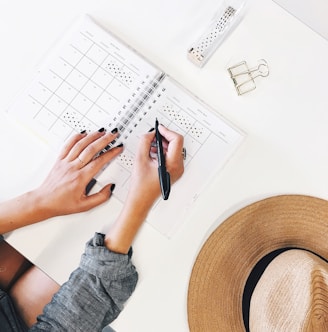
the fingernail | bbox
[116,143,123,148]
[85,178,97,195]
[111,127,118,134]
[98,127,105,132]
[80,130,87,134]
[148,127,154,132]
[110,184,116,193]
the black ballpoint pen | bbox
[155,118,171,200]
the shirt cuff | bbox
[79,232,136,281]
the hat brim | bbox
[187,195,328,331]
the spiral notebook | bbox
[7,15,245,237]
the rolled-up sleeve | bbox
[29,233,138,332]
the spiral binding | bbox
[99,72,166,154]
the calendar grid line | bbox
[79,31,141,76]
[46,40,96,137]
[7,15,245,237]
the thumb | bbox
[82,184,113,210]
[136,131,155,158]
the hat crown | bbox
[250,249,328,332]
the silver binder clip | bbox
[227,59,269,95]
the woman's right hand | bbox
[104,125,185,254]
[126,124,185,211]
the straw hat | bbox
[187,195,328,331]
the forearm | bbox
[105,193,157,254]
[104,125,184,255]
[0,189,51,234]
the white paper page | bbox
[7,15,245,238]
[97,76,245,237]
[8,15,159,148]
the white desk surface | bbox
[1,0,328,331]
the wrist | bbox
[104,195,156,254]
[29,188,55,221]
[127,183,160,210]
[0,189,53,234]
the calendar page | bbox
[97,76,245,236]
[9,15,159,148]
[7,15,245,237]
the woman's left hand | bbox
[35,129,123,218]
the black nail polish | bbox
[148,127,155,132]
[98,127,105,132]
[80,130,87,134]
[110,184,116,193]
[85,178,97,195]
[116,143,123,148]
[111,127,118,134]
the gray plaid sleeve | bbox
[29,233,138,332]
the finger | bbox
[66,129,108,162]
[77,131,120,166]
[158,124,179,143]
[58,132,87,160]
[80,184,113,211]
[136,131,156,160]
[158,125,184,159]
[83,144,124,177]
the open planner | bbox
[7,15,245,237]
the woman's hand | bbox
[0,129,123,234]
[35,129,123,218]
[127,124,184,209]
[105,125,185,253]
